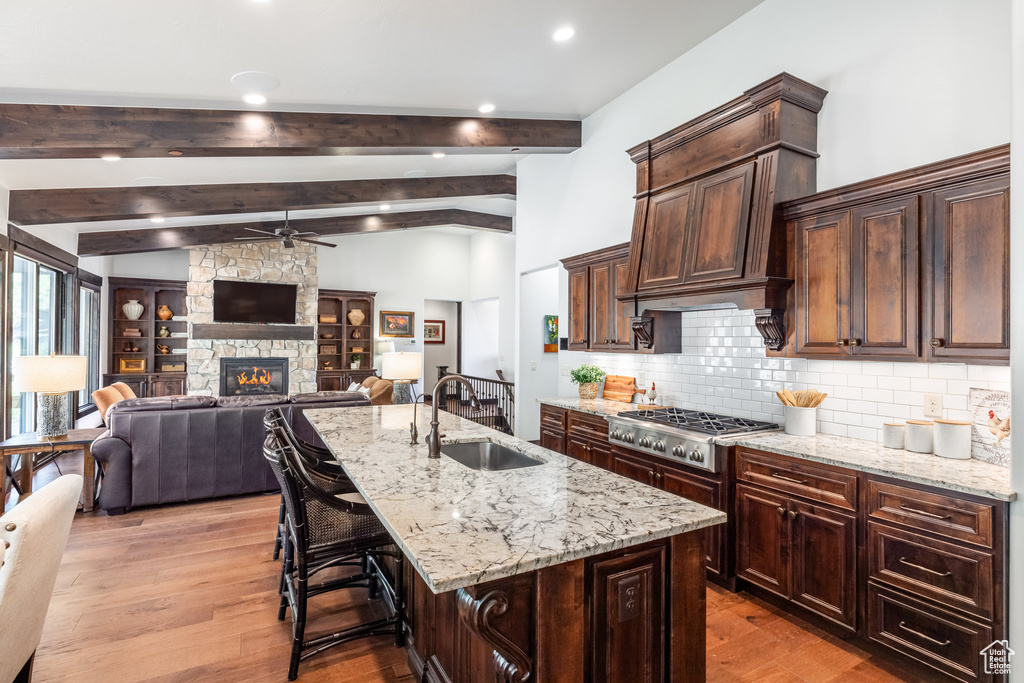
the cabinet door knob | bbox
[849,339,861,347]
[835,339,848,347]
[930,338,944,348]
[787,510,797,521]
[776,506,786,517]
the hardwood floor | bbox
[21,455,932,682]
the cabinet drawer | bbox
[567,410,609,440]
[869,523,994,621]
[540,404,567,431]
[735,448,858,511]
[868,582,992,682]
[867,480,994,549]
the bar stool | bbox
[264,430,403,680]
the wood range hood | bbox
[619,73,827,352]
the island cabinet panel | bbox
[561,244,636,353]
[589,545,665,683]
[540,405,568,455]
[540,428,566,455]
[928,175,1010,363]
[403,535,709,683]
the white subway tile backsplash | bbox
[566,310,1007,449]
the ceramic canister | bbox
[784,406,817,437]
[933,419,972,460]
[882,423,905,450]
[905,420,934,454]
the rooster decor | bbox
[987,410,1011,445]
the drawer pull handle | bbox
[771,472,809,485]
[899,557,952,578]
[898,621,951,647]
[899,504,952,520]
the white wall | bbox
[517,266,560,440]
[422,299,459,394]
[516,0,1011,275]
[463,298,500,379]
[1008,0,1023,672]
[469,231,516,380]
[107,250,189,280]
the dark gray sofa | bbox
[90,392,369,515]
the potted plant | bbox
[350,353,362,370]
[570,363,606,400]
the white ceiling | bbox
[0,0,765,247]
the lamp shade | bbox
[13,355,88,394]
[381,351,422,381]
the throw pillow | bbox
[347,382,361,391]
[356,387,370,395]
[111,382,137,400]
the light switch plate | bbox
[530,361,537,371]
[560,365,572,376]
[924,393,943,418]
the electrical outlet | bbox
[560,365,572,376]
[530,361,537,371]
[636,371,646,383]
[924,393,943,418]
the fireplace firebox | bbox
[219,358,289,396]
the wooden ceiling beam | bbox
[76,209,513,256]
[0,103,581,159]
[10,174,516,225]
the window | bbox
[10,255,68,437]
[77,282,102,416]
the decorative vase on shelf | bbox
[347,308,365,326]
[157,305,173,320]
[351,329,362,339]
[578,382,599,400]
[123,300,144,321]
[157,326,170,338]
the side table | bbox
[0,428,104,512]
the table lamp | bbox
[381,351,421,404]
[13,354,88,438]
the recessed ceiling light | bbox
[243,93,268,105]
[552,26,576,42]
[478,103,496,114]
[151,217,166,224]
[432,152,446,159]
[379,204,391,211]
[404,170,428,178]
[101,154,120,161]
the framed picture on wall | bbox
[544,315,558,352]
[380,310,415,337]
[424,320,446,344]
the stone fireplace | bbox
[186,241,319,396]
[219,357,289,396]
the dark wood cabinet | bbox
[540,404,569,454]
[613,451,654,486]
[789,499,858,629]
[927,175,1010,363]
[562,244,636,353]
[567,265,590,351]
[682,162,756,285]
[540,427,565,454]
[636,183,695,291]
[149,376,186,397]
[785,145,1010,365]
[736,482,789,598]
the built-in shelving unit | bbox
[316,289,376,390]
[104,277,188,397]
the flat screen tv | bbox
[213,280,298,324]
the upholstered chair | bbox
[0,475,83,683]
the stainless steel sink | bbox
[441,441,544,471]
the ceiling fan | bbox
[235,211,337,248]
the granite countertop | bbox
[731,432,1015,502]
[537,396,638,418]
[305,405,725,594]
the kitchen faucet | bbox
[425,375,483,458]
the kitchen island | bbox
[306,404,725,683]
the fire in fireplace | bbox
[219,358,289,396]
